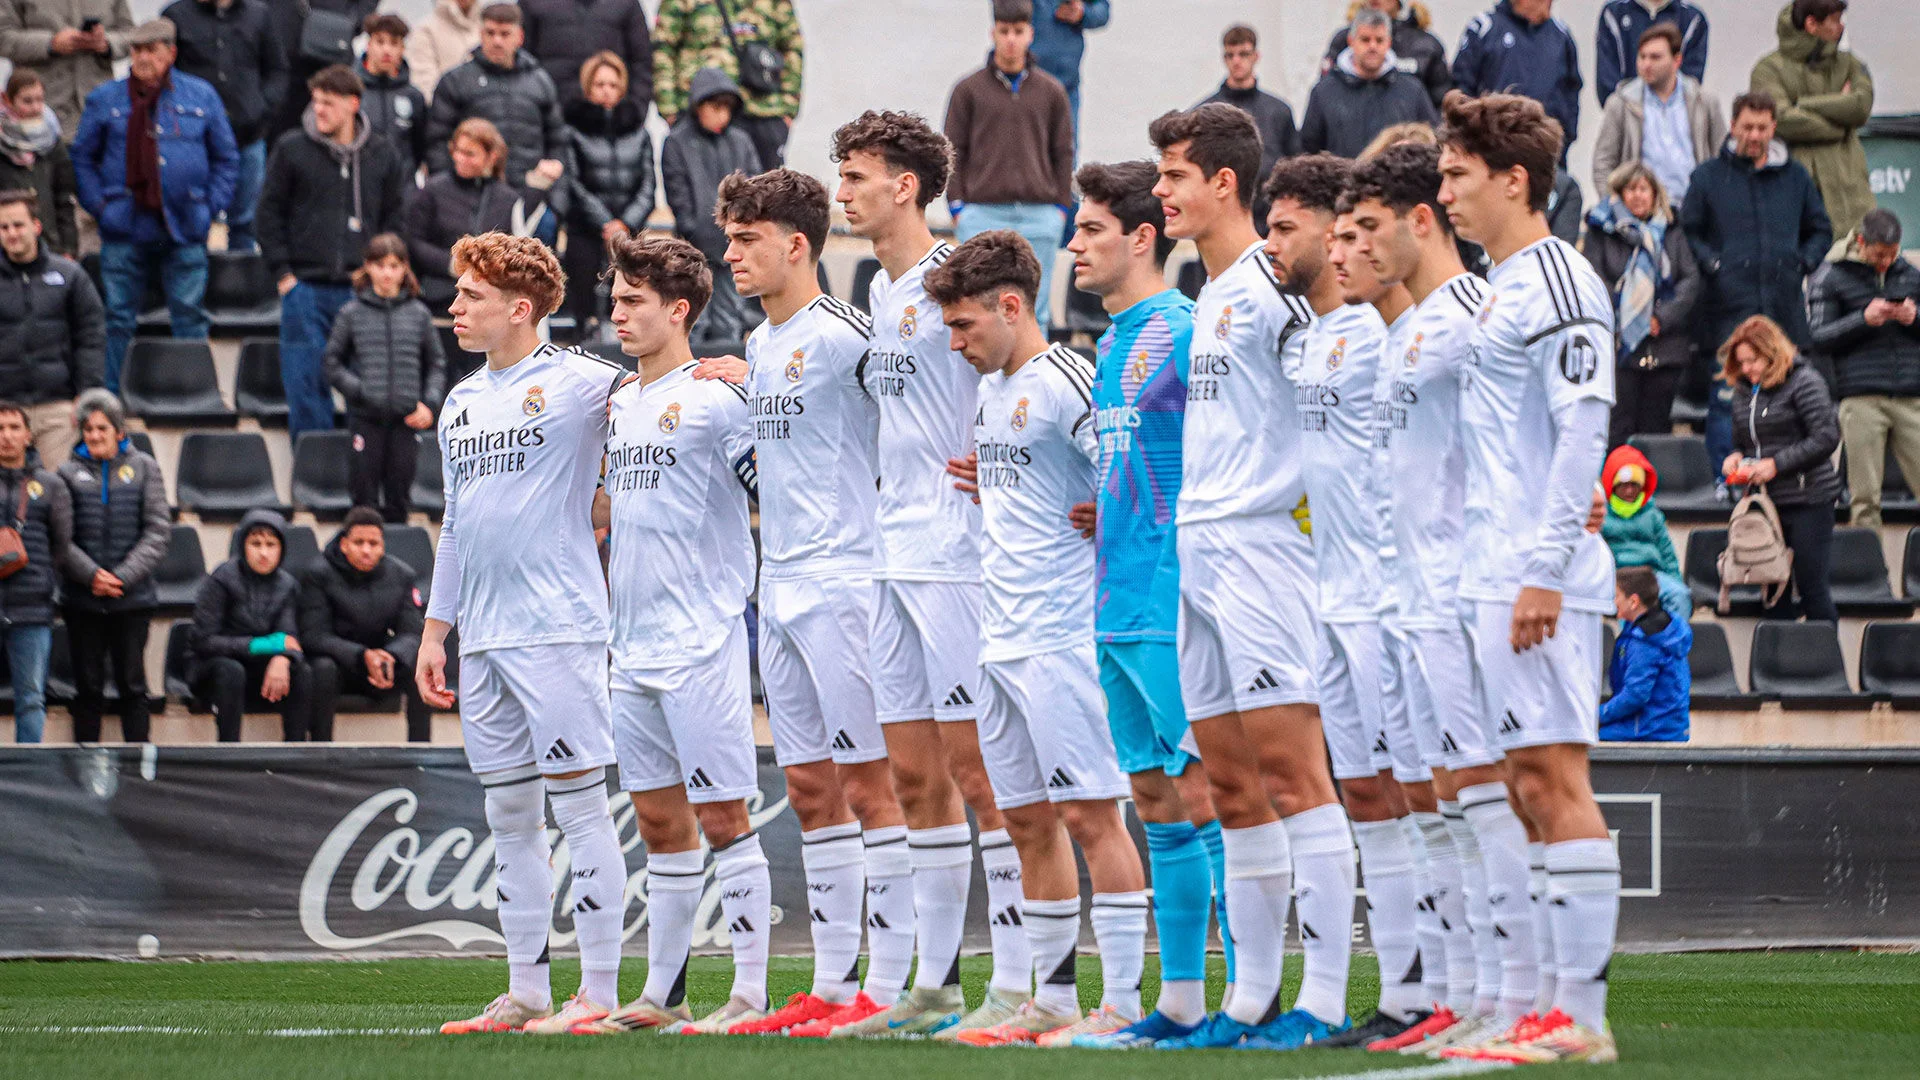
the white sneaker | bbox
[521,993,612,1035]
[440,992,551,1034]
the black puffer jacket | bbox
[1730,360,1842,509]
[0,143,79,257]
[357,58,430,179]
[1808,241,1920,400]
[0,462,74,626]
[521,0,653,110]
[299,534,424,671]
[325,288,448,420]
[1681,139,1832,349]
[404,172,523,306]
[188,509,302,678]
[57,442,170,613]
[256,114,410,285]
[1298,51,1436,159]
[424,48,567,183]
[162,0,290,146]
[0,247,105,405]
[561,97,655,233]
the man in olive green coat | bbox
[1752,0,1875,239]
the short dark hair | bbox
[714,168,831,262]
[1793,0,1847,28]
[308,64,364,98]
[1148,103,1263,209]
[1222,24,1256,48]
[1263,152,1351,216]
[992,0,1032,25]
[923,230,1041,313]
[605,234,714,327]
[351,232,420,297]
[1860,207,1903,248]
[480,3,521,26]
[1345,142,1450,234]
[1439,90,1562,213]
[363,13,409,39]
[0,188,39,220]
[1617,566,1660,611]
[1731,89,1778,121]
[343,506,386,533]
[1637,22,1682,56]
[831,111,954,207]
[0,399,28,429]
[1075,160,1175,265]
[4,68,41,99]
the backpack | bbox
[1717,488,1793,614]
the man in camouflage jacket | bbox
[651,0,802,170]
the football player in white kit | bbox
[923,232,1148,1048]
[418,235,630,1035]
[699,169,917,1038]
[1146,106,1353,1051]
[1434,92,1620,1065]
[570,237,774,1037]
[827,111,1028,1036]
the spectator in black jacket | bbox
[265,0,378,140]
[1323,0,1451,108]
[406,117,555,309]
[0,189,103,467]
[325,233,445,522]
[424,4,566,187]
[560,51,655,341]
[661,67,757,345]
[358,14,429,181]
[1452,0,1583,163]
[0,401,73,744]
[1584,162,1701,447]
[1301,8,1436,159]
[1808,208,1920,527]
[257,64,409,443]
[56,389,168,743]
[522,0,652,113]
[162,0,287,253]
[0,71,78,256]
[1202,24,1299,235]
[301,505,430,741]
[188,508,313,742]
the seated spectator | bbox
[1808,208,1920,528]
[187,508,312,742]
[1752,0,1874,240]
[0,0,133,139]
[1203,24,1300,233]
[1595,0,1708,107]
[56,390,168,743]
[301,506,430,742]
[423,3,566,189]
[406,118,555,309]
[1601,565,1691,743]
[406,0,481,102]
[358,14,429,181]
[1323,0,1452,109]
[1584,163,1700,448]
[0,71,78,256]
[71,19,238,392]
[325,233,445,522]
[1600,444,1689,619]
[1590,22,1724,208]
[661,68,758,345]
[561,51,656,342]
[163,0,287,254]
[1301,6,1436,158]
[0,189,103,466]
[1720,314,1841,623]
[0,401,71,744]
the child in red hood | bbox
[1599,444,1690,617]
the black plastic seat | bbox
[119,340,235,425]
[383,524,435,598]
[174,432,286,518]
[153,525,209,613]
[1883,446,1919,522]
[1626,434,1724,520]
[228,521,319,575]
[1828,526,1913,616]
[235,338,287,424]
[1905,527,1920,600]
[1686,622,1758,710]
[1669,390,1707,427]
[1176,259,1206,300]
[1859,622,1920,707]
[1748,621,1867,709]
[849,257,881,313]
[206,250,273,308]
[1683,528,1762,616]
[411,435,443,518]
[292,430,354,518]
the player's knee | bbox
[1129,771,1185,824]
[695,800,752,845]
[840,761,901,820]
[1338,774,1393,819]
[1002,802,1063,853]
[545,768,613,834]
[782,761,846,823]
[1057,798,1124,845]
[480,765,545,834]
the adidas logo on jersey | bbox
[1248,668,1281,693]
[831,730,857,751]
[446,407,469,429]
[542,739,576,763]
[943,684,974,708]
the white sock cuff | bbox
[909,824,975,869]
[1353,818,1415,875]
[1456,780,1509,810]
[1527,840,1548,870]
[978,828,1019,865]
[1023,896,1080,920]
[480,769,546,830]
[1223,820,1291,876]
[801,823,865,871]
[1414,811,1452,847]
[713,833,768,875]
[864,825,911,877]
[1546,838,1621,894]
[545,767,610,799]
[1091,890,1150,917]
[1284,803,1355,858]
[646,847,706,890]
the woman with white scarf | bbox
[1584,161,1703,449]
[0,69,77,256]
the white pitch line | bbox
[1300,1060,1515,1080]
[0,1024,438,1038]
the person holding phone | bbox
[0,1,134,140]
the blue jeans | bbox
[4,624,52,743]
[100,240,210,392]
[1706,380,1735,482]
[225,139,267,252]
[281,281,354,440]
[957,203,1066,333]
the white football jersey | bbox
[605,362,758,668]
[1369,306,1413,615]
[745,294,880,581]
[1386,274,1485,628]
[1178,242,1316,527]
[1296,302,1391,622]
[974,344,1100,663]
[867,241,982,582]
[1460,237,1617,612]
[427,343,623,651]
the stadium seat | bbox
[228,521,320,576]
[1748,622,1867,710]
[1175,259,1205,300]
[119,340,236,426]
[1669,389,1707,427]
[291,430,354,519]
[206,250,273,309]
[1905,527,1920,600]
[174,432,286,518]
[849,257,881,313]
[1683,528,1762,616]
[1859,622,1920,707]
[1828,526,1913,617]
[411,435,443,518]
[235,338,287,424]
[382,524,435,601]
[1626,434,1724,520]
[1883,446,1918,522]
[1686,621,1758,710]
[153,525,209,614]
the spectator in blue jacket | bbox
[1452,0,1582,161]
[1602,566,1691,742]
[1024,0,1107,132]
[71,19,238,391]
[1595,0,1707,106]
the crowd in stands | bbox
[0,0,1911,745]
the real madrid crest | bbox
[116,463,136,484]
[1404,331,1424,367]
[659,402,682,433]
[1011,396,1029,431]
[1477,292,1497,326]
[1130,349,1150,383]
[1215,304,1233,339]
[898,304,917,340]
[522,385,545,416]
[785,349,805,383]
[1327,336,1346,370]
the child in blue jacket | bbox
[1602,566,1692,742]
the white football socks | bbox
[714,833,771,1010]
[908,824,973,991]
[1356,817,1424,1021]
[1090,892,1148,1020]
[1529,840,1558,1014]
[1424,807,1473,1013]
[1024,897,1082,1013]
[547,771,626,1008]
[978,829,1032,994]
[1221,820,1292,1025]
[482,767,553,1011]
[1443,800,1499,1017]
[1547,838,1620,1030]
[800,822,865,1002]
[861,826,914,1006]
[1406,813,1450,1010]
[642,847,703,1010]
[1287,803,1357,1025]
[1459,782,1536,1031]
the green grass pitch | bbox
[2,952,1916,1079]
